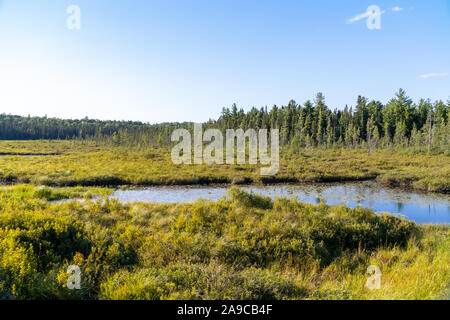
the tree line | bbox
[211,89,449,153]
[1,89,448,152]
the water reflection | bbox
[110,182,450,224]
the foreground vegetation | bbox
[0,140,448,193]
[0,185,448,300]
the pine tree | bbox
[367,117,374,155]
[426,106,433,152]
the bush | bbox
[0,187,435,300]
[99,262,306,300]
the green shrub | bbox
[99,263,306,300]
[0,186,442,300]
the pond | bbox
[110,182,450,224]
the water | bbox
[110,182,450,224]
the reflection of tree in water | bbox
[317,188,322,201]
[341,184,378,203]
[239,183,449,223]
[354,186,371,202]
[315,187,327,205]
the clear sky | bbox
[0,0,449,123]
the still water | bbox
[110,182,450,224]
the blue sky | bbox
[0,0,449,123]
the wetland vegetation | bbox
[0,140,448,193]
[0,90,449,300]
[0,185,448,300]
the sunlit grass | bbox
[0,140,448,193]
[0,140,448,299]
[0,185,448,300]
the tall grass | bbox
[0,186,447,300]
[0,140,448,193]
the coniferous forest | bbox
[1,89,448,153]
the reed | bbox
[0,185,447,300]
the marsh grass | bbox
[0,140,448,193]
[0,185,447,300]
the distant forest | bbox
[1,89,448,152]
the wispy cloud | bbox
[347,9,385,24]
[347,11,372,24]
[419,72,449,79]
[392,6,404,12]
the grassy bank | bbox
[0,140,449,193]
[0,185,448,300]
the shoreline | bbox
[1,177,448,195]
